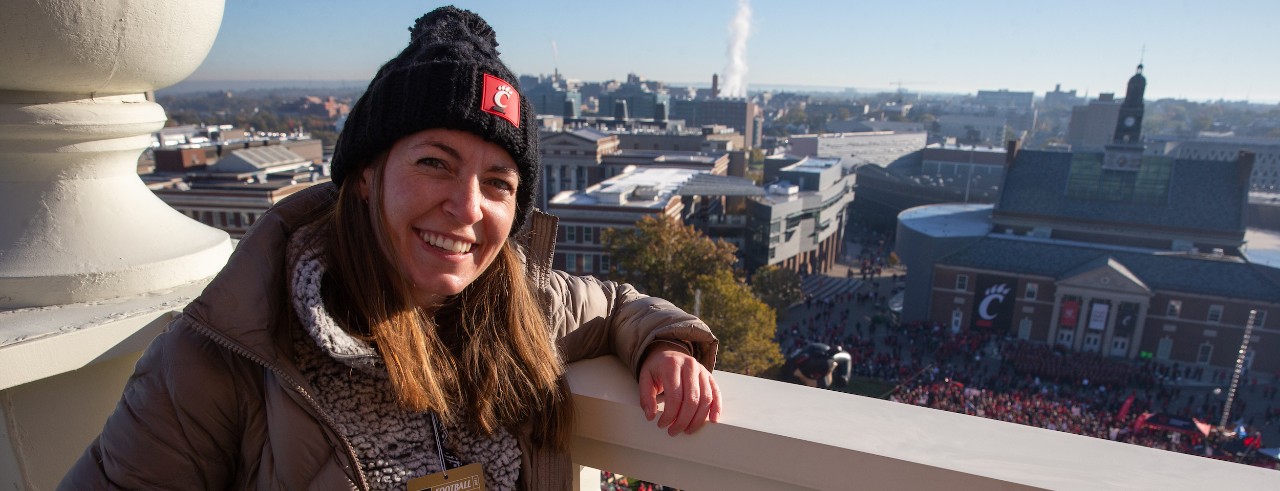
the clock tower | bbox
[1104,64,1146,171]
[1113,64,1146,145]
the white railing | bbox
[566,356,1277,490]
[4,305,1278,490]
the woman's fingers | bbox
[638,346,720,436]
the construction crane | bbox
[888,80,932,102]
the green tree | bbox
[696,270,783,375]
[601,215,737,308]
[750,265,804,320]
[602,215,781,375]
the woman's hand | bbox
[637,343,722,436]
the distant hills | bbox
[161,79,905,98]
[158,79,369,96]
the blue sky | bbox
[190,0,1280,102]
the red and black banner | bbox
[1115,302,1139,337]
[1059,299,1080,328]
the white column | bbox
[1,3,227,488]
[1073,296,1092,351]
[1047,292,1064,345]
[1103,299,1120,356]
[1129,301,1150,359]
[0,0,231,309]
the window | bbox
[563,253,576,272]
[583,255,594,273]
[1024,283,1038,300]
[600,255,610,273]
[955,274,969,291]
[584,227,594,244]
[1207,304,1223,323]
[1166,299,1182,317]
[566,226,576,243]
[1157,337,1173,360]
[1196,342,1213,364]
[1253,310,1267,328]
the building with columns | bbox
[898,67,1280,372]
[538,128,621,209]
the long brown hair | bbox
[323,154,571,447]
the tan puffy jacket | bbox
[60,184,717,490]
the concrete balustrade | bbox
[0,0,231,309]
[0,2,228,488]
[567,355,1277,490]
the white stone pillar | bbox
[1,3,229,488]
[1129,301,1150,359]
[1047,292,1063,345]
[0,0,231,309]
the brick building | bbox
[898,67,1280,372]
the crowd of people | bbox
[777,227,1278,469]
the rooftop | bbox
[210,146,310,174]
[784,156,841,173]
[550,167,702,208]
[939,234,1280,303]
[675,173,763,197]
[996,150,1248,234]
[898,203,995,238]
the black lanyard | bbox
[428,413,464,471]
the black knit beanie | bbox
[331,6,539,236]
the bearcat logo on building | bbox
[976,283,1011,327]
[969,275,1017,331]
[481,73,520,128]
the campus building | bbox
[787,130,926,169]
[670,97,761,148]
[147,145,328,238]
[1066,93,1122,152]
[851,141,1004,228]
[744,156,854,274]
[898,67,1280,372]
[545,167,702,275]
[1146,134,1280,193]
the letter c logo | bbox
[493,86,511,110]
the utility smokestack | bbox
[712,74,720,99]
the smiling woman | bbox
[62,6,721,491]
[365,130,522,307]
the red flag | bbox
[1133,412,1151,432]
[1116,394,1135,422]
[1193,418,1212,437]
[1245,434,1263,449]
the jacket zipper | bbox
[187,319,371,491]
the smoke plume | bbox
[722,0,752,98]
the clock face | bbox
[1124,116,1136,127]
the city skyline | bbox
[189,0,1280,102]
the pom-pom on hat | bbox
[330,6,539,236]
